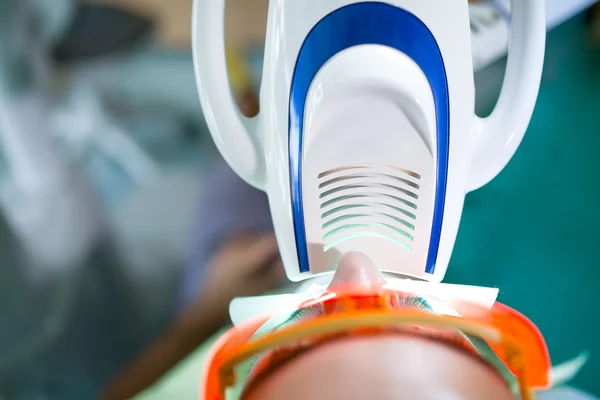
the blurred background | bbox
[0,0,598,399]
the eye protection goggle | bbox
[202,284,551,400]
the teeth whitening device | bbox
[192,0,545,297]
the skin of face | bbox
[244,252,514,400]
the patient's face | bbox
[244,252,513,400]
[245,333,512,400]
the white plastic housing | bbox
[192,0,546,282]
[301,45,437,278]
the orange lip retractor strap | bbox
[485,302,551,390]
[202,298,552,399]
[202,315,270,400]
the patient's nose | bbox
[328,252,386,290]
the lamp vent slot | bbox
[318,164,420,252]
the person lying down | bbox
[103,156,593,400]
[202,251,592,400]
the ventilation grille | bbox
[318,164,420,252]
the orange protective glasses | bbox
[201,285,551,400]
